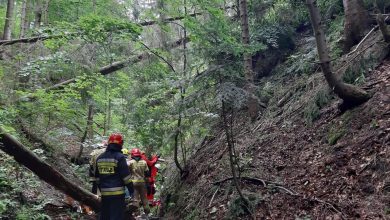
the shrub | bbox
[228,192,262,218]
[304,89,332,124]
[328,126,346,145]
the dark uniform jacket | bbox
[93,144,133,196]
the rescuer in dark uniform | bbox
[93,133,133,220]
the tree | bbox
[343,0,369,52]
[3,0,15,40]
[34,0,42,28]
[374,1,390,43]
[20,0,29,38]
[306,0,370,105]
[239,0,259,120]
[0,127,101,211]
[42,0,50,25]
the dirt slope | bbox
[163,40,389,219]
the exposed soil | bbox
[163,50,390,219]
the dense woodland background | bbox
[0,0,389,219]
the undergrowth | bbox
[228,192,262,219]
[304,89,332,125]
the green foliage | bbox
[384,206,390,215]
[228,193,262,218]
[253,24,294,51]
[303,89,332,124]
[78,15,142,43]
[16,206,51,220]
[328,16,344,59]
[0,198,16,216]
[258,82,274,104]
[285,50,317,75]
[184,208,200,220]
[328,126,346,145]
[343,57,375,85]
[295,215,312,220]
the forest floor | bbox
[163,42,390,218]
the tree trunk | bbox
[0,127,101,211]
[0,10,205,46]
[45,37,189,90]
[107,98,111,133]
[374,1,390,43]
[42,0,50,26]
[87,104,94,140]
[221,101,254,219]
[173,114,184,174]
[76,104,94,163]
[307,0,370,105]
[343,0,369,52]
[92,0,97,13]
[34,0,42,28]
[19,0,28,38]
[157,0,169,50]
[239,0,259,120]
[3,0,15,40]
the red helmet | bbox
[131,148,141,157]
[108,133,123,146]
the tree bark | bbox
[45,37,189,90]
[343,0,370,52]
[0,127,101,211]
[34,0,42,29]
[0,34,73,46]
[221,101,254,219]
[374,1,390,43]
[239,0,259,120]
[3,0,15,40]
[106,97,112,134]
[307,0,370,105]
[42,0,50,26]
[86,104,94,140]
[19,0,29,38]
[173,114,184,174]
[92,0,97,13]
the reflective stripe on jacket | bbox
[129,158,149,183]
[94,144,133,197]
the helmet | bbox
[131,148,141,157]
[108,133,123,146]
[121,148,129,155]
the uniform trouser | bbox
[133,182,150,214]
[99,195,125,220]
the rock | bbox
[210,206,217,214]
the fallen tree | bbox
[0,9,203,47]
[46,37,189,90]
[0,127,101,211]
[0,34,75,46]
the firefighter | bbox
[121,148,133,199]
[93,133,134,220]
[140,152,159,204]
[129,148,150,216]
[89,141,107,195]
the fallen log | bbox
[0,127,101,211]
[0,34,73,46]
[46,37,189,90]
[0,8,204,47]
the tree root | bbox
[214,176,346,219]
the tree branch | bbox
[46,37,189,90]
[0,127,101,211]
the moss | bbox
[184,209,200,220]
[328,126,346,145]
[304,89,332,125]
[228,192,262,219]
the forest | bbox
[0,0,389,219]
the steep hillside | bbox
[162,31,390,219]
